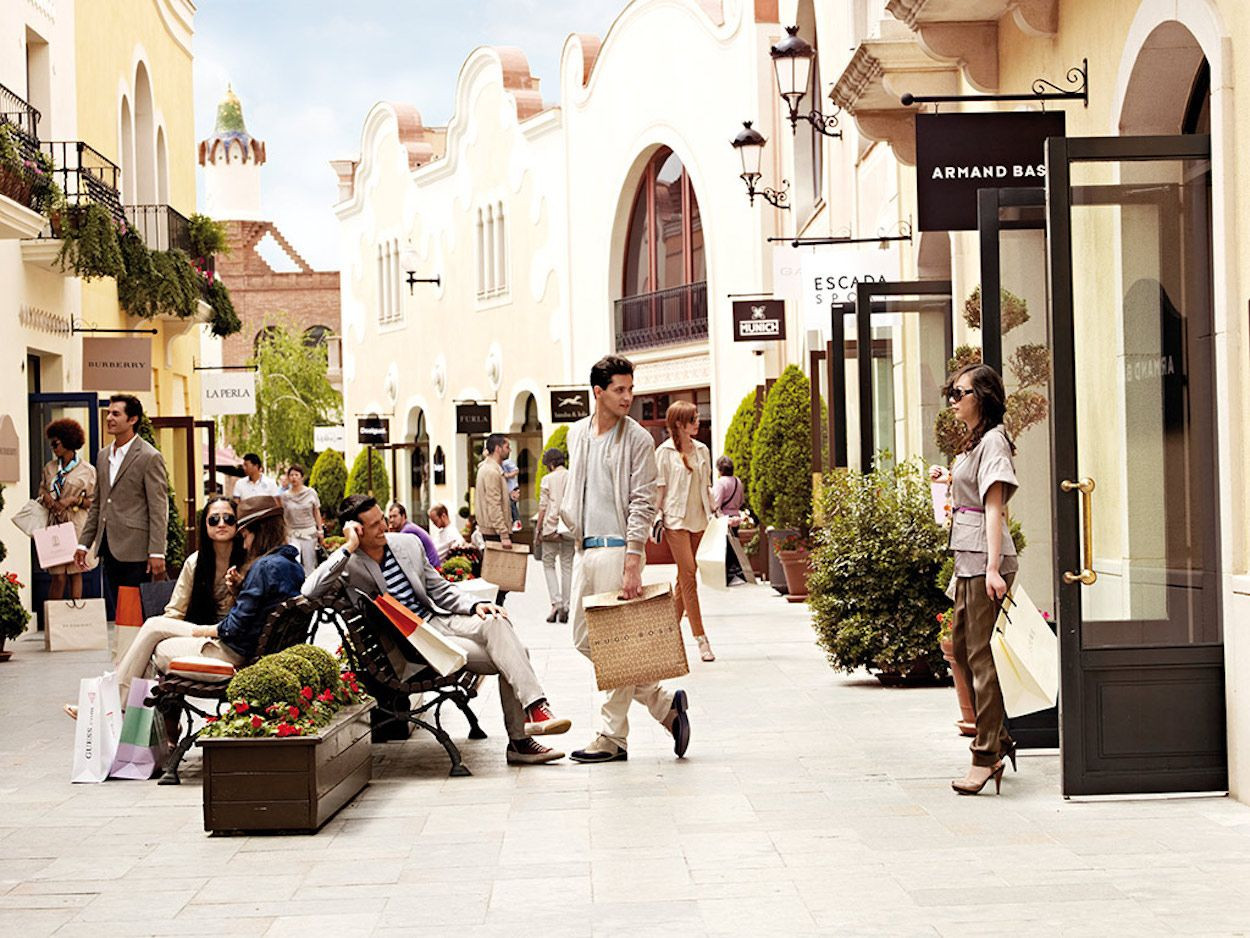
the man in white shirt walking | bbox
[233,453,281,500]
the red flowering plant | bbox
[199,645,367,739]
[441,555,474,583]
[0,572,31,644]
[936,609,954,643]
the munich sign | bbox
[732,300,786,342]
[915,111,1066,231]
[81,336,152,391]
[550,389,590,423]
[200,370,256,417]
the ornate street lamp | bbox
[401,248,441,295]
[731,121,789,209]
[771,25,842,137]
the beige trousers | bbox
[435,614,544,740]
[114,615,245,704]
[570,545,675,750]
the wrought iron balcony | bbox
[40,140,124,222]
[125,203,193,254]
[614,281,709,352]
[0,81,40,142]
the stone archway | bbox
[510,392,542,526]
[406,405,430,522]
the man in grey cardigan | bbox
[561,355,690,763]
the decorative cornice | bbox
[20,304,72,336]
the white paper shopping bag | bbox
[71,671,124,783]
[45,599,109,652]
[991,584,1059,718]
[33,522,78,569]
[696,515,730,590]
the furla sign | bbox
[915,111,1065,230]
[200,371,257,416]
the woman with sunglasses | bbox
[930,364,1019,796]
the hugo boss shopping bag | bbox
[33,522,78,569]
[44,598,108,652]
[584,583,688,691]
[991,584,1059,718]
[71,671,124,783]
[481,543,530,592]
[695,515,730,591]
[372,594,468,677]
[109,678,165,780]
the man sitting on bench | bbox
[303,495,570,765]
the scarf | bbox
[51,456,79,500]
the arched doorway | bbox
[511,393,542,527]
[407,406,430,523]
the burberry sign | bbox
[81,337,151,391]
[732,300,786,342]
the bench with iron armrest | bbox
[148,595,318,785]
[329,586,487,777]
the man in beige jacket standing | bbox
[74,394,168,620]
[474,432,513,604]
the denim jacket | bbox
[216,544,305,659]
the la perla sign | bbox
[200,371,257,416]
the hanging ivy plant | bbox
[204,278,242,337]
[188,213,230,259]
[56,202,125,280]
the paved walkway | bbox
[3,563,1250,936]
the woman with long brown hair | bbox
[655,400,716,662]
[931,363,1019,795]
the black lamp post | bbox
[771,26,842,137]
[731,121,790,209]
[401,249,440,295]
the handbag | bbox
[583,583,688,690]
[109,678,166,780]
[139,579,178,620]
[990,583,1059,718]
[33,522,78,569]
[695,516,730,591]
[371,593,468,677]
[11,499,49,536]
[45,598,109,652]
[70,671,124,783]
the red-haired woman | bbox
[37,418,96,601]
[655,401,716,662]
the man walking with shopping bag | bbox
[562,355,691,763]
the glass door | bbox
[1047,134,1224,796]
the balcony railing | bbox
[0,81,40,141]
[614,281,709,352]
[40,140,124,222]
[125,203,193,254]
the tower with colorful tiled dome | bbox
[197,85,266,220]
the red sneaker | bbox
[524,700,572,736]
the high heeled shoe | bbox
[1000,739,1018,773]
[951,762,1005,796]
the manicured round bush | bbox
[271,649,319,693]
[282,644,340,691]
[310,448,347,518]
[533,425,570,497]
[226,658,301,707]
[346,447,390,507]
[723,391,758,510]
[749,365,813,531]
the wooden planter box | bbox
[198,699,376,835]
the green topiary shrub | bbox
[723,391,758,511]
[310,448,348,517]
[271,648,320,692]
[749,365,813,533]
[808,458,949,678]
[226,658,301,708]
[533,425,570,498]
[346,447,390,507]
[282,644,339,692]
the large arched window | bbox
[622,148,705,298]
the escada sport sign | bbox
[915,111,1065,231]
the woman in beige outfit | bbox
[656,401,716,662]
[37,419,96,601]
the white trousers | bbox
[114,615,245,704]
[289,533,318,574]
[435,614,544,740]
[570,545,674,750]
[541,537,575,610]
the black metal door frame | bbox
[978,187,1046,374]
[1046,133,1225,796]
[853,281,954,470]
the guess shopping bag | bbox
[71,671,124,783]
[112,585,145,663]
[371,594,468,677]
[44,598,108,652]
[991,584,1059,718]
[109,678,165,780]
[695,516,730,591]
[33,522,78,569]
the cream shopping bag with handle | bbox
[45,598,109,652]
[990,583,1059,718]
[695,515,730,591]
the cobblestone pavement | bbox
[3,562,1250,936]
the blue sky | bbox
[194,0,625,270]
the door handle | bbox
[1060,477,1097,585]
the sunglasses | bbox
[206,514,237,527]
[947,387,976,403]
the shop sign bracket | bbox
[71,321,158,335]
[768,219,913,249]
[900,59,1088,109]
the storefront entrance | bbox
[1047,133,1224,796]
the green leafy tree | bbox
[223,320,342,470]
[723,391,758,509]
[750,365,813,533]
[533,425,570,496]
[309,448,348,518]
[136,416,186,570]
[347,448,390,507]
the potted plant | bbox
[441,555,475,583]
[0,572,30,662]
[197,645,373,834]
[937,608,976,736]
[774,532,813,602]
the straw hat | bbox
[236,495,283,530]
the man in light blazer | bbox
[74,394,168,618]
[302,494,572,765]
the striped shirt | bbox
[381,546,434,620]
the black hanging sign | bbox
[915,111,1065,231]
[456,403,492,435]
[550,389,590,423]
[432,446,446,485]
[357,415,389,445]
[732,299,786,341]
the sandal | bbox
[696,635,715,662]
[63,704,78,721]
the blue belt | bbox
[582,536,627,549]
